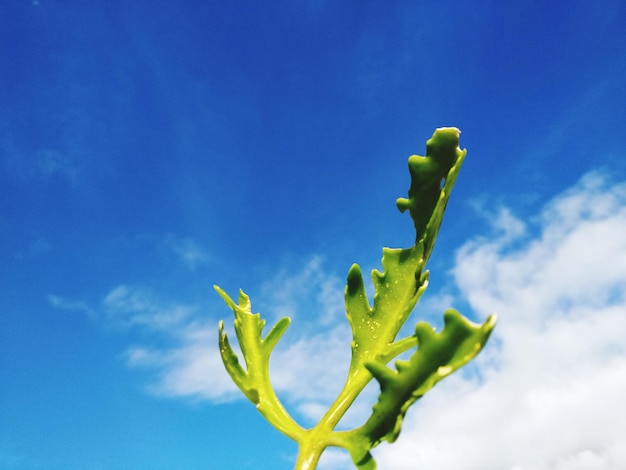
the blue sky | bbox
[2,1,626,469]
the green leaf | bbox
[396,127,467,246]
[364,311,495,449]
[215,286,303,441]
[345,246,427,370]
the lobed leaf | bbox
[396,127,467,246]
[344,245,427,370]
[215,285,303,441]
[345,128,468,372]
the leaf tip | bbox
[346,263,364,295]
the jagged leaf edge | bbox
[344,245,428,371]
[214,285,291,402]
[344,310,497,465]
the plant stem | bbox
[294,439,324,470]
[293,369,372,469]
[293,335,419,468]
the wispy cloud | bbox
[95,284,242,401]
[102,284,194,330]
[374,171,626,469]
[48,281,239,401]
[257,255,346,326]
[1,135,83,186]
[48,294,95,319]
[125,320,239,402]
[36,148,81,184]
[169,237,210,271]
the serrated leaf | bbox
[214,285,302,441]
[344,310,497,465]
[345,246,427,371]
[396,127,467,245]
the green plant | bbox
[215,127,497,469]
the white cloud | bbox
[125,321,239,402]
[102,284,194,330]
[317,448,353,470]
[257,255,346,326]
[95,284,238,401]
[373,171,626,469]
[47,294,95,318]
[48,283,238,401]
[2,143,82,185]
[169,237,209,271]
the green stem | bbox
[294,439,324,470]
[293,335,418,468]
[292,370,369,469]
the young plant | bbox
[215,128,497,469]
